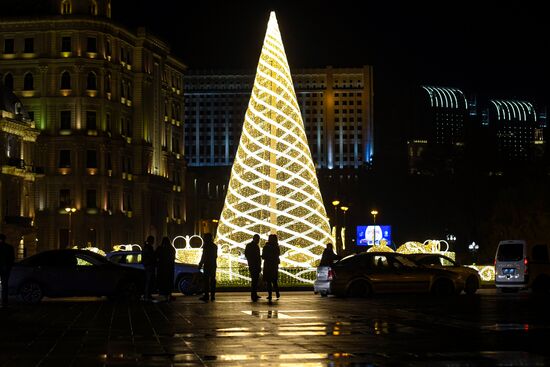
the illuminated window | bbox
[61,0,72,14]
[61,71,71,89]
[86,72,97,90]
[24,38,34,53]
[61,36,71,52]
[23,73,34,90]
[3,38,14,54]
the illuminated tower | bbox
[215,12,332,275]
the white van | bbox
[494,240,550,293]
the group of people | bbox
[196,233,282,303]
[142,235,176,303]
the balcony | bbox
[3,215,32,227]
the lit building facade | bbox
[0,83,40,253]
[184,66,374,169]
[486,100,542,167]
[408,86,469,175]
[0,0,186,251]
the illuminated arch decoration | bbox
[422,86,468,109]
[172,235,204,264]
[215,12,332,284]
[490,100,536,122]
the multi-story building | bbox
[486,100,542,168]
[0,0,186,251]
[0,83,40,255]
[408,86,469,175]
[184,66,374,169]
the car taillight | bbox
[524,257,529,274]
[327,268,334,281]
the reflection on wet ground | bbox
[1,290,550,366]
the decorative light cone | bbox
[215,12,332,282]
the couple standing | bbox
[245,234,280,303]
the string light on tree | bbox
[215,12,332,282]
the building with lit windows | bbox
[408,86,469,175]
[485,99,543,170]
[0,83,40,253]
[184,66,374,169]
[0,0,186,252]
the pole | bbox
[68,211,72,248]
[372,214,375,246]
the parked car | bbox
[105,250,202,295]
[8,249,145,303]
[405,253,481,294]
[494,240,550,293]
[314,251,466,297]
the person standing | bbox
[142,235,156,301]
[155,236,175,302]
[198,233,218,302]
[262,234,280,303]
[244,234,262,302]
[0,234,15,308]
[319,243,339,266]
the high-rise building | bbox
[184,66,374,169]
[0,0,186,251]
[408,86,469,175]
[486,99,542,169]
[0,83,40,252]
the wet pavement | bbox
[1,289,550,366]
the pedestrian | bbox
[198,233,217,302]
[155,236,175,302]
[244,234,262,302]
[142,235,156,301]
[0,234,15,308]
[319,243,339,266]
[262,234,280,303]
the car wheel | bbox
[432,279,454,296]
[19,281,43,304]
[177,275,196,295]
[320,291,328,297]
[347,280,371,298]
[465,276,479,295]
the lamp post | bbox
[331,200,340,251]
[340,206,349,251]
[468,241,479,264]
[370,209,378,246]
[65,207,76,247]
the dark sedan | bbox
[314,251,465,297]
[8,249,145,303]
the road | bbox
[1,289,550,366]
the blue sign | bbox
[357,225,392,246]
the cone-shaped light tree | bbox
[215,12,332,277]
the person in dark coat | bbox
[142,235,156,301]
[319,243,339,266]
[198,233,218,302]
[244,234,262,302]
[262,234,280,303]
[0,234,15,307]
[155,236,175,302]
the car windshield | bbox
[497,243,523,261]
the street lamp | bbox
[468,241,479,264]
[331,200,340,250]
[370,209,378,246]
[65,207,76,247]
[340,206,349,250]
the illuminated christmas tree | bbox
[215,12,332,281]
